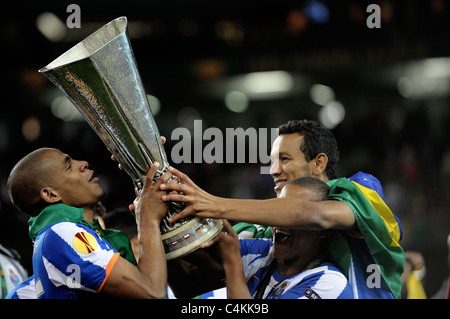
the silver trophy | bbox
[39,16,222,260]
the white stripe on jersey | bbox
[43,256,95,293]
[49,222,116,270]
[13,278,36,299]
[242,239,273,281]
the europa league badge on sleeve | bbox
[39,16,223,260]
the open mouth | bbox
[88,171,99,183]
[273,179,287,192]
[273,229,293,245]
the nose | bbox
[269,158,281,177]
[77,160,89,172]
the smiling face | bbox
[40,149,104,209]
[271,184,325,263]
[270,133,312,197]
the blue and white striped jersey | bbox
[5,276,36,299]
[241,239,353,299]
[32,222,119,299]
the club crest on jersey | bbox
[272,281,287,298]
[73,231,98,254]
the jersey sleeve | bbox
[239,239,273,281]
[296,267,353,299]
[40,222,119,293]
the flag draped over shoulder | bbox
[325,173,405,299]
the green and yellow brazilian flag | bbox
[326,172,405,299]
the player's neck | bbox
[276,255,311,276]
[276,250,324,276]
[83,207,95,223]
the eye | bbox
[63,156,73,172]
[281,156,290,162]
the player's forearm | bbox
[223,259,252,299]
[215,197,354,230]
[137,218,167,299]
[217,197,320,229]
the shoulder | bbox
[301,263,347,279]
[39,222,97,248]
[326,177,350,187]
[326,178,361,209]
[47,221,96,235]
[239,238,272,256]
[38,222,116,262]
[316,263,349,281]
[298,263,350,290]
[300,263,353,299]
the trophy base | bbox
[161,217,223,260]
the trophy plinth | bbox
[39,16,222,260]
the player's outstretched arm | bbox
[161,166,355,231]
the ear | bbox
[311,153,328,177]
[39,187,62,204]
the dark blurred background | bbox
[0,0,449,297]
